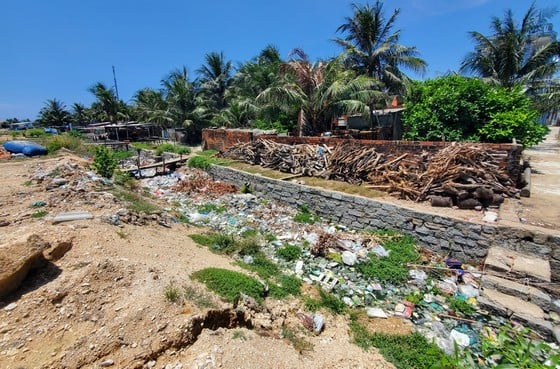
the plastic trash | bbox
[458,284,479,298]
[409,269,427,283]
[313,313,324,333]
[366,307,388,318]
[371,245,390,257]
[342,251,357,266]
[450,329,471,347]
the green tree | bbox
[88,82,121,123]
[71,102,89,126]
[37,98,71,126]
[403,75,548,147]
[460,3,560,90]
[258,49,381,136]
[334,1,427,95]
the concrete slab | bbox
[481,275,551,311]
[480,288,545,320]
[484,246,551,282]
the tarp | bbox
[3,140,48,156]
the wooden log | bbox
[431,196,453,207]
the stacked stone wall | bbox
[207,164,560,281]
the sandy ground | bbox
[0,155,392,369]
[517,126,560,230]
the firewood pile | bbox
[223,139,519,208]
[224,139,331,177]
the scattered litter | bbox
[449,329,471,347]
[366,307,388,318]
[371,245,390,257]
[53,211,93,224]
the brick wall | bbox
[202,128,524,183]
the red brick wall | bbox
[202,129,524,182]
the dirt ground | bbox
[0,156,393,369]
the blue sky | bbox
[1,0,558,120]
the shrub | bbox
[46,135,82,153]
[92,146,117,179]
[164,282,181,303]
[276,244,302,261]
[24,128,48,137]
[188,156,211,169]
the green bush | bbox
[188,156,211,169]
[155,143,191,156]
[403,75,548,147]
[92,146,117,179]
[192,268,265,302]
[24,128,49,137]
[276,244,302,261]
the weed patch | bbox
[192,268,265,303]
[164,282,181,303]
[304,287,345,314]
[31,210,48,218]
[112,188,160,213]
[356,230,419,284]
[183,286,217,309]
[350,317,446,369]
[293,204,319,224]
[276,244,301,261]
[197,203,226,214]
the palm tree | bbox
[258,49,381,136]
[162,67,196,128]
[196,52,234,112]
[71,103,89,126]
[37,98,71,126]
[334,1,427,94]
[460,3,560,90]
[88,82,120,123]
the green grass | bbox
[190,232,238,254]
[46,135,84,154]
[188,151,232,169]
[269,274,302,298]
[304,287,346,314]
[350,317,446,369]
[281,327,314,354]
[192,268,265,303]
[293,204,319,224]
[112,150,135,161]
[238,252,279,279]
[31,210,48,218]
[111,188,160,213]
[164,282,181,303]
[356,230,420,284]
[183,286,217,309]
[197,203,226,214]
[155,143,191,156]
[23,180,33,186]
[276,244,302,261]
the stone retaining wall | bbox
[207,165,560,281]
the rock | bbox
[47,178,68,189]
[551,299,560,314]
[554,325,560,344]
[366,307,388,318]
[341,251,357,266]
[44,239,73,261]
[3,302,17,311]
[100,358,114,367]
[0,234,50,299]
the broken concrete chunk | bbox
[484,246,551,282]
[481,275,551,311]
[480,288,545,320]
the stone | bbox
[341,251,357,266]
[552,300,560,314]
[0,234,49,299]
[3,302,17,311]
[554,325,560,344]
[484,246,551,282]
[366,307,388,318]
[480,275,551,311]
[480,288,545,320]
[100,359,114,367]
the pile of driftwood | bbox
[223,139,519,208]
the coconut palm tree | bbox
[162,67,196,128]
[258,49,382,136]
[334,1,427,94]
[71,103,89,126]
[460,3,560,90]
[38,98,71,126]
[196,52,234,113]
[88,82,120,123]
